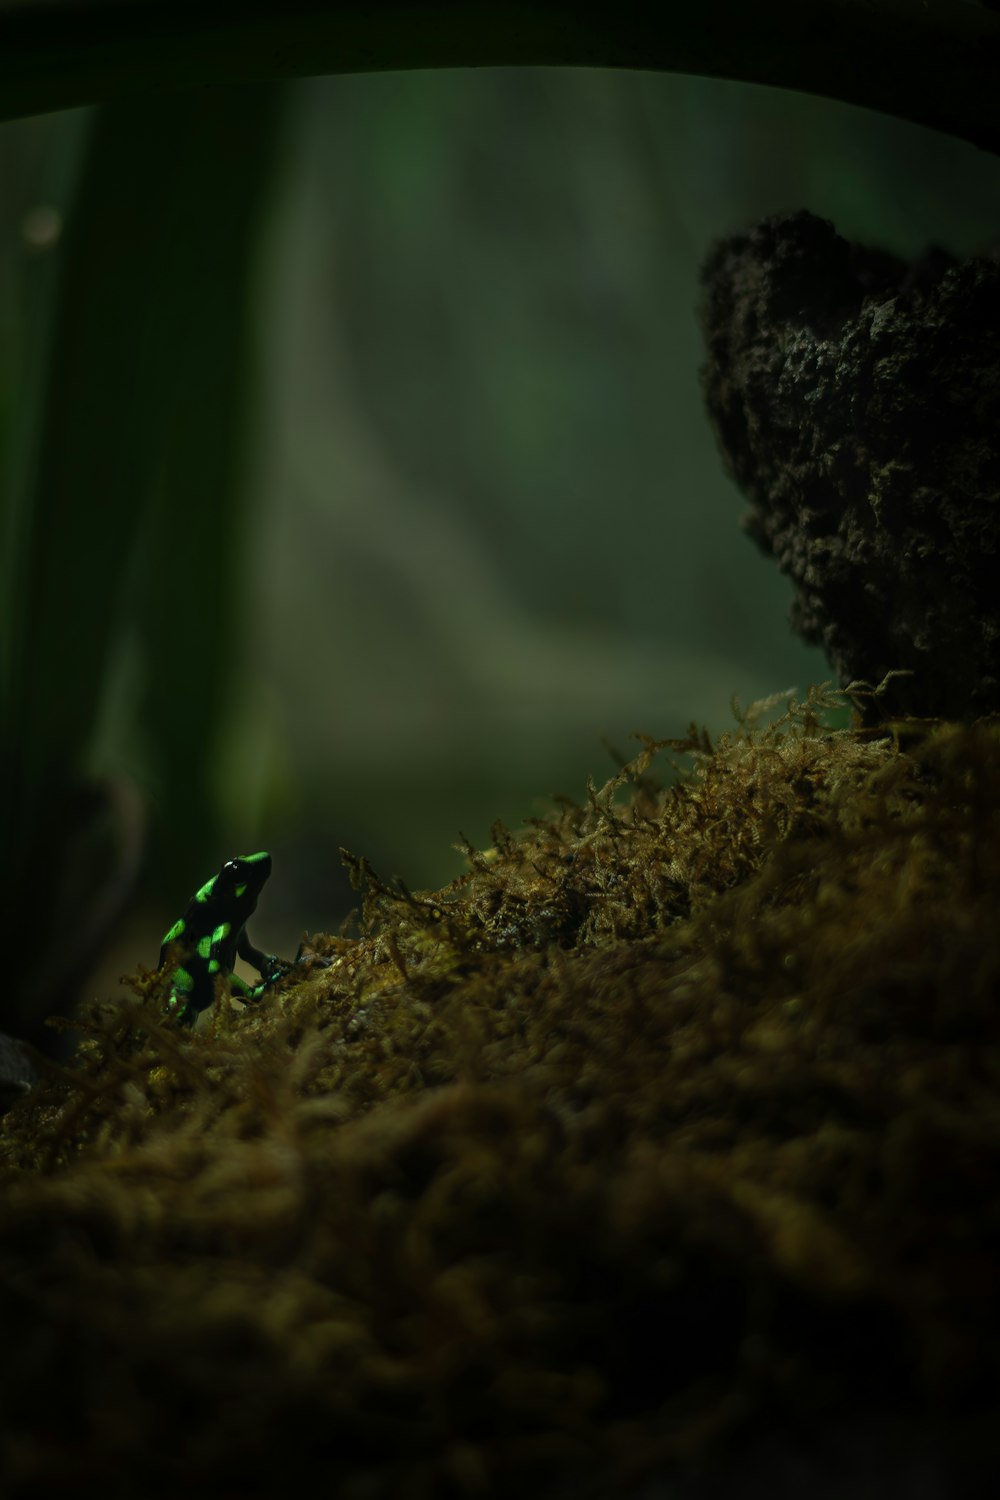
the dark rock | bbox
[0,1029,37,1112]
[700,210,1000,722]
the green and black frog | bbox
[157,850,291,1025]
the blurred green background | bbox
[3,66,1000,1039]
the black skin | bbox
[158,851,289,1025]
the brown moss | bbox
[2,684,999,1497]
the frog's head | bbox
[215,851,272,914]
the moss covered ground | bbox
[2,685,998,1497]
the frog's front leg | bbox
[233,932,330,1005]
[236,929,291,996]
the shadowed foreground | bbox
[2,686,998,1497]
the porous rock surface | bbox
[700,210,1000,722]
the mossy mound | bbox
[2,686,998,1498]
